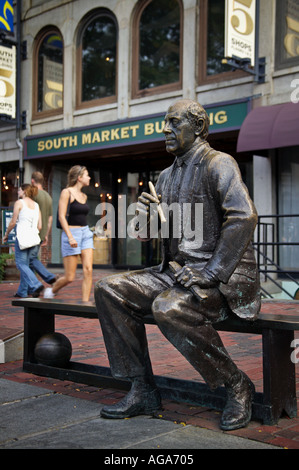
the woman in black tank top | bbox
[44,165,94,301]
[67,198,89,226]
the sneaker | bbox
[44,287,55,299]
[32,285,44,298]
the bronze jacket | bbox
[155,141,261,320]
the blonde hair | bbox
[67,165,87,187]
[21,183,38,199]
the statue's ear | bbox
[195,118,205,137]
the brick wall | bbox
[40,238,52,265]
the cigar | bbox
[169,260,208,301]
[148,181,167,224]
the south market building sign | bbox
[25,99,250,159]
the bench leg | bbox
[262,329,297,424]
[23,307,55,364]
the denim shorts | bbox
[61,226,94,258]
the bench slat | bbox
[12,298,299,331]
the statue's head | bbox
[163,99,210,156]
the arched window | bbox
[33,28,63,118]
[132,0,182,98]
[77,10,118,108]
[275,0,299,70]
[198,0,245,84]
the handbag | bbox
[56,191,71,229]
[17,202,41,250]
[17,230,41,250]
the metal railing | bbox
[253,214,299,299]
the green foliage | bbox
[0,253,15,282]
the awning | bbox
[237,102,299,152]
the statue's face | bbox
[163,103,197,157]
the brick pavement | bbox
[0,269,299,449]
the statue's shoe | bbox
[100,384,161,419]
[220,372,255,431]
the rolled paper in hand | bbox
[148,181,167,224]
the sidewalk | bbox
[0,268,299,449]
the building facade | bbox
[0,0,298,277]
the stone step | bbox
[0,328,24,363]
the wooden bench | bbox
[12,297,299,426]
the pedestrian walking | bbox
[44,165,94,301]
[3,184,44,298]
[29,170,57,285]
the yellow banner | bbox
[0,44,16,118]
[225,0,256,66]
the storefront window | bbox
[51,165,113,265]
[278,147,299,272]
[206,0,231,76]
[0,163,18,208]
[117,171,160,266]
[275,0,299,69]
[198,0,243,83]
[132,0,182,97]
[91,169,113,265]
[77,11,117,107]
[50,164,162,267]
[35,30,63,115]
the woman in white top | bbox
[3,184,44,297]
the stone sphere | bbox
[34,332,72,367]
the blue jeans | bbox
[29,244,56,284]
[15,239,44,297]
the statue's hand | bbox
[136,192,161,219]
[131,192,161,240]
[175,265,218,289]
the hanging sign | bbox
[0,0,14,33]
[0,44,16,118]
[225,0,256,66]
[2,209,15,244]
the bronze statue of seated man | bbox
[95,99,260,431]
